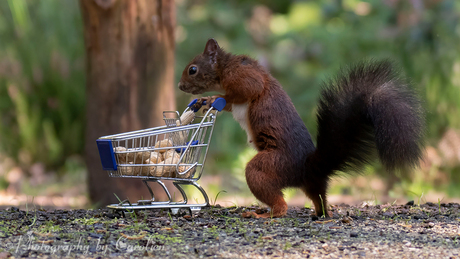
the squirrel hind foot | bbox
[314,210,333,218]
[241,211,264,218]
[241,202,288,219]
[241,210,286,219]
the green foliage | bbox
[175,1,460,193]
[0,0,84,169]
[0,0,459,198]
[176,0,460,142]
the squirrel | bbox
[178,38,425,218]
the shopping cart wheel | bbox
[169,208,180,215]
[121,210,135,218]
[108,209,122,218]
[189,206,202,215]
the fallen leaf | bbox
[33,232,53,237]
[329,226,342,229]
[315,220,334,224]
[398,223,412,228]
[120,231,147,240]
[261,235,276,240]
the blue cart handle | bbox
[187,97,226,112]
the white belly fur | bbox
[232,103,253,147]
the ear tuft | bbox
[204,38,219,65]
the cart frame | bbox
[96,98,226,214]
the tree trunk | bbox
[80,0,176,206]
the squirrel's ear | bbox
[204,38,219,65]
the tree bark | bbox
[80,0,176,206]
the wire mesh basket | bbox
[96,98,226,214]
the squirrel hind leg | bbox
[243,153,288,218]
[302,182,331,217]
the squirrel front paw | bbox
[190,96,208,112]
[193,96,220,113]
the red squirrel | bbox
[178,39,424,218]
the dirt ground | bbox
[0,201,459,258]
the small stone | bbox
[8,207,19,212]
[341,216,353,224]
[89,233,103,239]
[350,232,359,238]
[105,213,116,219]
[413,215,423,220]
[253,228,262,234]
[382,212,394,218]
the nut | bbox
[176,164,192,178]
[146,152,163,164]
[154,139,173,153]
[151,166,172,177]
[119,162,141,176]
[176,111,195,126]
[163,150,180,161]
[135,150,151,163]
[114,146,136,163]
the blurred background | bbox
[0,0,459,209]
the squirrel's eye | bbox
[189,66,198,75]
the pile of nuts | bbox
[114,139,191,178]
[114,111,197,178]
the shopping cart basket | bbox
[96,98,226,214]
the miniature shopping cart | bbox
[96,98,226,214]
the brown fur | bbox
[178,39,424,218]
[179,39,315,217]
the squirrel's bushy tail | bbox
[311,60,424,176]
